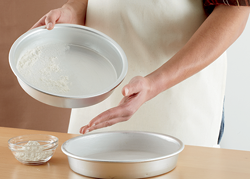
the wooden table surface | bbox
[1,127,250,179]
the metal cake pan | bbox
[9,24,128,108]
[61,131,184,178]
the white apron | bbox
[68,0,227,147]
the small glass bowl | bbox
[8,134,58,165]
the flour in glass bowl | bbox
[14,141,54,162]
[16,43,71,94]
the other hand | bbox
[80,76,152,134]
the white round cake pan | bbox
[61,131,184,178]
[9,24,128,108]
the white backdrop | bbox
[220,15,250,151]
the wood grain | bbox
[1,127,250,179]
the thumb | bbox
[122,77,144,96]
[122,86,131,97]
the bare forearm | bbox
[146,5,250,101]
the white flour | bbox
[16,43,118,97]
[16,43,70,94]
[16,47,42,70]
[14,141,53,162]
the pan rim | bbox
[9,24,128,99]
[61,131,184,163]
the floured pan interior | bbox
[9,24,127,108]
[16,42,117,97]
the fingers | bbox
[89,106,131,127]
[79,105,134,134]
[80,117,128,134]
[30,16,47,30]
[30,9,62,30]
[79,76,150,135]
[80,125,89,134]
[45,9,62,30]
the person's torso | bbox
[69,0,227,147]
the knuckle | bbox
[124,106,136,117]
[123,117,130,122]
[91,125,97,130]
[47,9,60,18]
[49,9,57,14]
[106,110,115,119]
[104,121,112,127]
